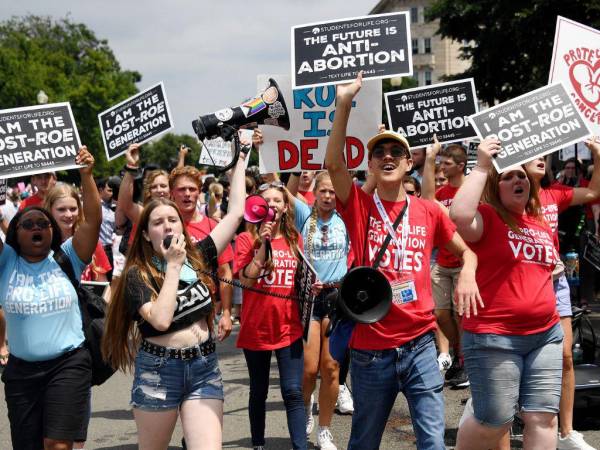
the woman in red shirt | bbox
[450,137,563,450]
[235,181,306,450]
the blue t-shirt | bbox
[295,200,349,284]
[0,238,86,361]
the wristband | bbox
[124,164,139,173]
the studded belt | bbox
[140,339,216,360]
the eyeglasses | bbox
[321,225,329,247]
[371,145,408,159]
[406,190,416,196]
[18,218,52,230]
[258,181,285,191]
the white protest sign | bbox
[0,103,82,179]
[469,82,592,173]
[292,13,412,88]
[257,74,381,173]
[98,82,174,160]
[549,16,600,137]
[199,129,253,169]
[0,179,6,205]
[560,143,591,161]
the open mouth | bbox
[32,233,43,243]
[514,186,525,194]
[382,163,396,172]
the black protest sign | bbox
[99,82,174,161]
[0,179,6,205]
[385,79,478,148]
[295,250,317,342]
[583,231,600,272]
[0,103,82,179]
[469,83,591,173]
[292,12,412,89]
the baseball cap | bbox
[367,131,410,154]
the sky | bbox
[3,1,375,136]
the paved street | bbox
[1,323,600,449]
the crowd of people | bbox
[1,75,600,450]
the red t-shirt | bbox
[538,184,574,251]
[185,217,234,266]
[299,190,315,206]
[435,184,462,268]
[337,184,456,350]
[464,204,560,335]
[81,242,112,281]
[234,232,303,350]
[18,193,43,211]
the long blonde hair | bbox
[43,183,83,235]
[143,170,170,204]
[102,198,215,372]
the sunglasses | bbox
[18,218,52,230]
[371,145,408,159]
[258,181,285,191]
[406,190,416,196]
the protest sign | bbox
[0,179,6,205]
[560,142,592,161]
[295,249,317,342]
[257,74,381,173]
[0,103,82,179]
[466,140,480,173]
[385,79,478,148]
[98,82,174,161]
[292,12,412,88]
[469,83,591,173]
[549,16,600,137]
[199,129,253,169]
[583,231,600,272]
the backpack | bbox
[54,249,116,386]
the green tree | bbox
[142,133,202,170]
[427,1,600,105]
[0,15,141,177]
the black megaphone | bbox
[336,266,392,324]
[192,78,290,142]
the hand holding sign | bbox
[76,146,95,175]
[125,143,141,168]
[585,136,600,159]
[476,137,501,170]
[336,71,363,103]
[425,134,442,161]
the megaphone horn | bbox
[337,267,392,324]
[192,78,290,142]
[244,194,276,224]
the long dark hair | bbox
[5,206,63,256]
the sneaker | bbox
[448,366,470,388]
[445,356,461,382]
[336,384,354,414]
[306,394,314,435]
[437,352,452,371]
[558,430,597,450]
[316,426,338,450]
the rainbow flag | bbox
[242,97,266,116]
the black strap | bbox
[372,200,408,269]
[53,249,92,330]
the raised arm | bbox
[421,135,441,200]
[571,138,600,206]
[450,137,500,242]
[208,147,247,255]
[117,144,143,224]
[176,144,189,169]
[325,72,363,206]
[73,147,102,263]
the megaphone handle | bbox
[215,125,241,174]
[264,238,272,265]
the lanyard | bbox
[372,191,410,269]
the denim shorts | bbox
[554,273,572,317]
[463,323,563,427]
[311,288,336,321]
[131,348,223,411]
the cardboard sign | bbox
[295,249,317,342]
[0,179,6,205]
[385,79,479,148]
[0,103,82,179]
[98,82,174,161]
[583,231,600,272]
[199,129,253,169]
[469,83,591,173]
[292,13,412,88]
[257,74,381,173]
[549,16,600,137]
[560,142,592,161]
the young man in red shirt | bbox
[423,143,470,386]
[325,73,481,449]
[169,166,234,340]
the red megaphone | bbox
[244,194,276,224]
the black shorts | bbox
[2,346,92,449]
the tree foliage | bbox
[142,133,201,171]
[427,1,600,105]
[0,15,141,176]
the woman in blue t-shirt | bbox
[0,147,101,450]
[291,171,351,449]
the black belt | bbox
[140,339,216,360]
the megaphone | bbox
[192,78,290,142]
[244,194,276,224]
[336,266,392,324]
